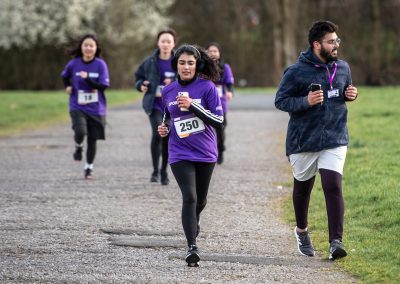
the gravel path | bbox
[0,94,356,283]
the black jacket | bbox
[275,47,353,156]
[134,49,175,115]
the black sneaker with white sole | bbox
[84,168,93,180]
[185,245,200,267]
[329,239,347,260]
[294,227,315,257]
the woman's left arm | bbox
[188,84,224,129]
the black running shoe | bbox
[150,172,159,182]
[294,227,315,257]
[185,245,200,267]
[161,172,169,186]
[329,239,347,260]
[84,168,93,180]
[217,152,223,164]
[73,146,83,161]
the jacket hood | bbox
[299,47,337,67]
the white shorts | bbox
[289,146,347,181]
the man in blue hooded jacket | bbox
[275,21,358,260]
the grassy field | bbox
[0,90,141,136]
[1,87,399,282]
[283,87,400,283]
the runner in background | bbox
[134,28,177,185]
[205,42,234,164]
[61,34,110,180]
[158,44,223,266]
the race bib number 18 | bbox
[78,90,99,105]
[174,114,205,138]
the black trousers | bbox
[148,110,169,175]
[170,161,216,246]
[70,110,105,164]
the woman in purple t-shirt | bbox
[206,42,235,164]
[158,45,223,267]
[135,28,177,185]
[61,34,110,179]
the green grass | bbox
[0,90,141,136]
[236,87,277,94]
[283,87,400,283]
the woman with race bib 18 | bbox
[61,34,110,180]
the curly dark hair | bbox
[171,44,220,82]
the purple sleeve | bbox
[223,64,234,85]
[205,83,224,115]
[61,61,72,78]
[99,60,110,87]
[189,82,224,128]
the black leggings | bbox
[70,110,105,164]
[216,114,227,154]
[170,161,216,246]
[148,110,168,174]
[293,169,344,242]
[74,132,97,164]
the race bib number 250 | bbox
[174,114,205,138]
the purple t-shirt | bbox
[215,63,234,113]
[154,57,175,113]
[61,57,110,116]
[162,77,223,164]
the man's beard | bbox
[320,46,338,62]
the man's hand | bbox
[345,85,358,101]
[307,90,324,106]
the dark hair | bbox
[308,21,338,47]
[156,28,177,43]
[205,42,221,51]
[205,42,225,76]
[68,34,102,58]
[171,44,220,82]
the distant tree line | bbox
[1,0,399,89]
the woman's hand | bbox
[176,95,192,109]
[226,91,233,101]
[65,86,72,95]
[79,71,88,79]
[140,80,150,93]
[158,123,169,137]
[164,78,172,86]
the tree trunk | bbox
[268,0,284,85]
[282,0,299,67]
